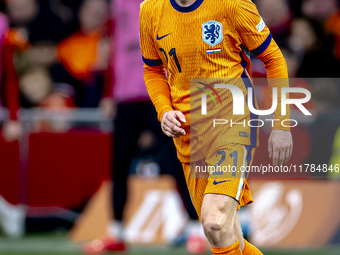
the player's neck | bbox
[174,0,197,7]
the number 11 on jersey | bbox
[159,48,182,73]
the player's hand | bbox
[268,130,293,166]
[161,111,186,138]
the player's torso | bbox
[142,0,257,162]
[149,0,248,106]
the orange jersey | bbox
[140,0,289,162]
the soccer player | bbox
[140,0,293,254]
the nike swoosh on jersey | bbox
[213,179,231,185]
[156,33,172,40]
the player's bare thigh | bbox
[201,193,238,248]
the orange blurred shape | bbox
[57,31,100,81]
[326,10,340,59]
[5,28,29,50]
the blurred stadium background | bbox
[1,0,340,254]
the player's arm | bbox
[255,40,293,166]
[235,0,292,166]
[139,5,185,138]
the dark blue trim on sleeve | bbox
[251,33,273,56]
[170,0,204,13]
[142,56,163,66]
[240,46,249,69]
[242,72,258,148]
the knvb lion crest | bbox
[202,20,223,47]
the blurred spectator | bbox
[288,0,303,17]
[6,0,56,109]
[287,17,340,77]
[0,2,25,237]
[8,0,75,44]
[301,0,340,65]
[5,0,84,111]
[288,18,321,55]
[19,66,74,132]
[53,0,110,108]
[302,0,338,22]
[0,10,21,142]
[326,6,340,59]
[19,66,52,107]
[7,0,38,27]
[257,0,292,46]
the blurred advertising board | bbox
[249,180,340,248]
[70,177,340,247]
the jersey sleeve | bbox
[143,64,173,121]
[139,3,173,122]
[258,40,290,131]
[139,4,163,66]
[235,0,272,54]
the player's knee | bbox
[201,194,238,246]
[202,218,234,246]
[203,220,233,234]
[203,222,222,233]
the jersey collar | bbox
[170,0,204,13]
